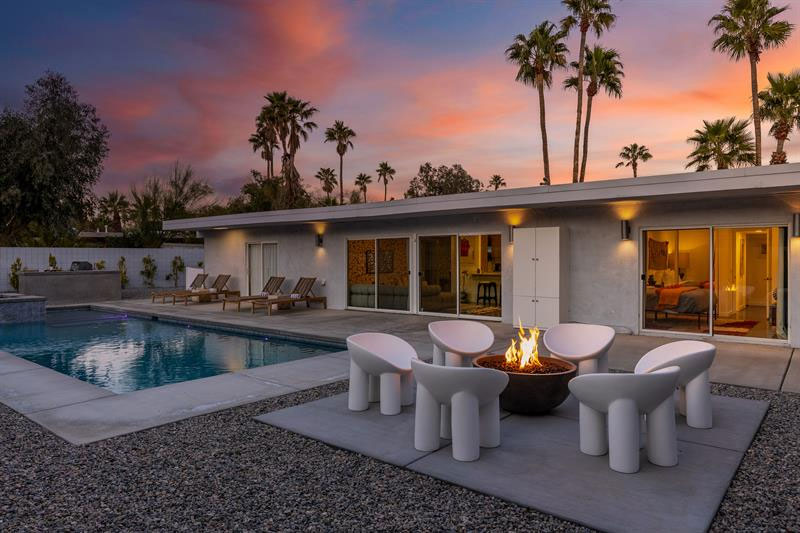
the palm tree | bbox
[758,70,800,164]
[324,120,356,205]
[98,190,130,231]
[488,175,507,190]
[376,161,396,201]
[354,173,372,203]
[315,167,338,201]
[561,0,616,183]
[709,0,794,166]
[686,117,756,171]
[505,21,569,185]
[564,45,624,182]
[615,143,653,177]
[261,92,318,207]
[249,112,279,179]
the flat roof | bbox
[164,164,800,231]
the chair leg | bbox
[479,397,501,448]
[608,398,640,473]
[577,358,599,376]
[451,391,480,461]
[347,360,369,412]
[414,384,440,452]
[400,372,415,406]
[646,396,678,467]
[433,345,445,366]
[597,352,609,374]
[579,402,608,456]
[379,373,402,415]
[368,375,380,403]
[685,370,712,429]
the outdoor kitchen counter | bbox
[19,270,122,305]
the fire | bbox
[504,319,541,370]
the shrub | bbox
[48,253,61,271]
[166,256,185,288]
[140,255,157,288]
[94,260,106,270]
[9,258,22,291]
[118,256,129,289]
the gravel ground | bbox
[0,381,796,532]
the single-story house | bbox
[164,164,800,347]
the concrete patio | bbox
[96,299,799,392]
[257,392,768,533]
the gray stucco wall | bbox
[201,195,799,347]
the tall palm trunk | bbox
[572,28,588,183]
[772,126,788,164]
[579,90,594,182]
[364,186,368,203]
[537,78,551,183]
[749,52,762,166]
[632,161,638,178]
[384,182,388,202]
[338,155,344,205]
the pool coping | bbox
[0,308,351,444]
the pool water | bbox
[0,310,335,393]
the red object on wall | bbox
[460,238,470,257]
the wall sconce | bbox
[508,225,516,243]
[316,233,324,247]
[793,213,800,238]
[620,220,632,241]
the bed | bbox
[645,283,717,327]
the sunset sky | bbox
[2,0,799,201]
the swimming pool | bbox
[0,310,336,393]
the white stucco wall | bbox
[201,196,800,347]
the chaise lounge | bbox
[250,277,326,315]
[221,276,285,311]
[172,274,235,305]
[151,273,207,303]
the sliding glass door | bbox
[247,243,278,296]
[418,233,502,318]
[642,225,788,340]
[713,227,788,340]
[347,237,410,312]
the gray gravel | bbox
[0,381,796,532]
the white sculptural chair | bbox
[543,323,616,375]
[412,359,509,462]
[634,340,716,429]
[428,320,495,367]
[428,320,495,439]
[347,333,417,416]
[568,367,680,474]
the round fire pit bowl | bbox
[473,355,577,415]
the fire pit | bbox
[474,323,576,414]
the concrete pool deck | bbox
[0,298,795,444]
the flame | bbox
[504,319,541,370]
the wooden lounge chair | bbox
[172,274,236,305]
[222,276,285,311]
[151,273,207,303]
[250,277,327,315]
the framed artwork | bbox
[366,250,394,274]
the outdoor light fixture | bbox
[316,233,324,247]
[793,213,800,238]
[508,225,516,243]
[620,220,632,241]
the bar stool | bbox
[476,282,498,306]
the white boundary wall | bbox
[0,246,204,291]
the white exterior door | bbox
[512,228,535,296]
[534,227,560,298]
[535,296,560,329]
[513,295,536,327]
